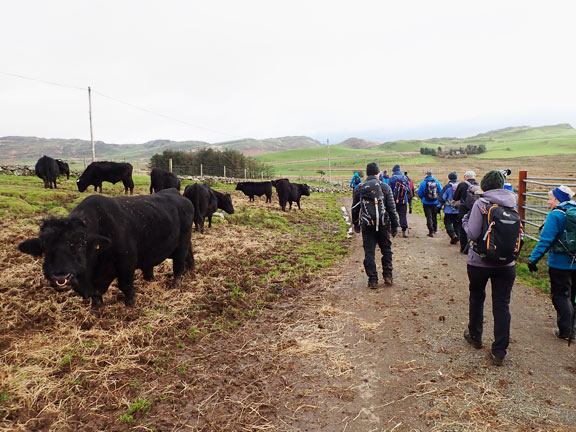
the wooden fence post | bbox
[518,170,527,221]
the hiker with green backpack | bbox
[352,162,399,289]
[528,185,576,342]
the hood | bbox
[481,189,517,207]
[557,200,576,210]
[423,176,436,181]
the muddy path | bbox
[230,203,576,431]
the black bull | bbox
[18,189,195,310]
[183,183,235,233]
[235,181,272,202]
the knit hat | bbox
[366,162,380,176]
[448,171,457,181]
[392,164,400,172]
[552,185,574,203]
[480,170,505,191]
[463,170,476,179]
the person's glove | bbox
[354,223,361,233]
[391,227,398,237]
[528,261,539,273]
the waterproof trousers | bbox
[423,204,438,233]
[362,227,393,283]
[549,267,576,336]
[444,213,460,239]
[396,203,408,231]
[459,219,469,251]
[467,265,515,359]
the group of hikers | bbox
[350,162,576,366]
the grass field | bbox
[255,124,576,179]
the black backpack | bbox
[473,198,523,264]
[424,180,438,201]
[357,179,387,231]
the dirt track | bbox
[244,205,576,431]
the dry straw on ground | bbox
[0,190,348,431]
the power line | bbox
[0,70,243,140]
[0,71,85,91]
[92,90,242,140]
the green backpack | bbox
[550,206,576,255]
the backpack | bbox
[357,179,387,231]
[424,180,438,201]
[473,198,524,264]
[463,181,480,210]
[444,182,460,209]
[392,175,410,204]
[354,176,361,185]
[550,206,576,256]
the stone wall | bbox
[0,166,349,194]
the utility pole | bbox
[88,87,95,162]
[327,138,331,183]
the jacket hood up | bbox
[480,189,517,208]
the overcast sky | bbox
[2,0,576,144]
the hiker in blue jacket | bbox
[389,164,412,237]
[528,185,576,341]
[439,171,461,244]
[417,171,443,237]
[350,172,362,189]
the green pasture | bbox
[475,135,576,159]
[0,174,162,220]
[266,155,434,178]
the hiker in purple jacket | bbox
[462,170,518,366]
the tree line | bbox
[420,144,487,157]
[150,148,274,178]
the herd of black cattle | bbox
[19,155,310,311]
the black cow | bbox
[273,179,310,211]
[56,160,70,180]
[235,181,273,203]
[184,184,235,233]
[150,168,181,193]
[35,155,60,189]
[18,189,195,310]
[77,161,134,195]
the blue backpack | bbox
[392,175,410,204]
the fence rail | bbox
[518,171,576,242]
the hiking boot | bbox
[450,236,459,245]
[554,330,573,341]
[402,230,408,238]
[490,351,504,366]
[464,329,482,349]
[367,280,378,289]
[427,231,434,237]
[384,277,393,286]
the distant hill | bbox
[338,138,380,149]
[2,124,574,167]
[0,135,323,165]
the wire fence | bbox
[518,171,576,241]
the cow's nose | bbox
[52,273,73,287]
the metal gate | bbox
[518,171,576,241]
